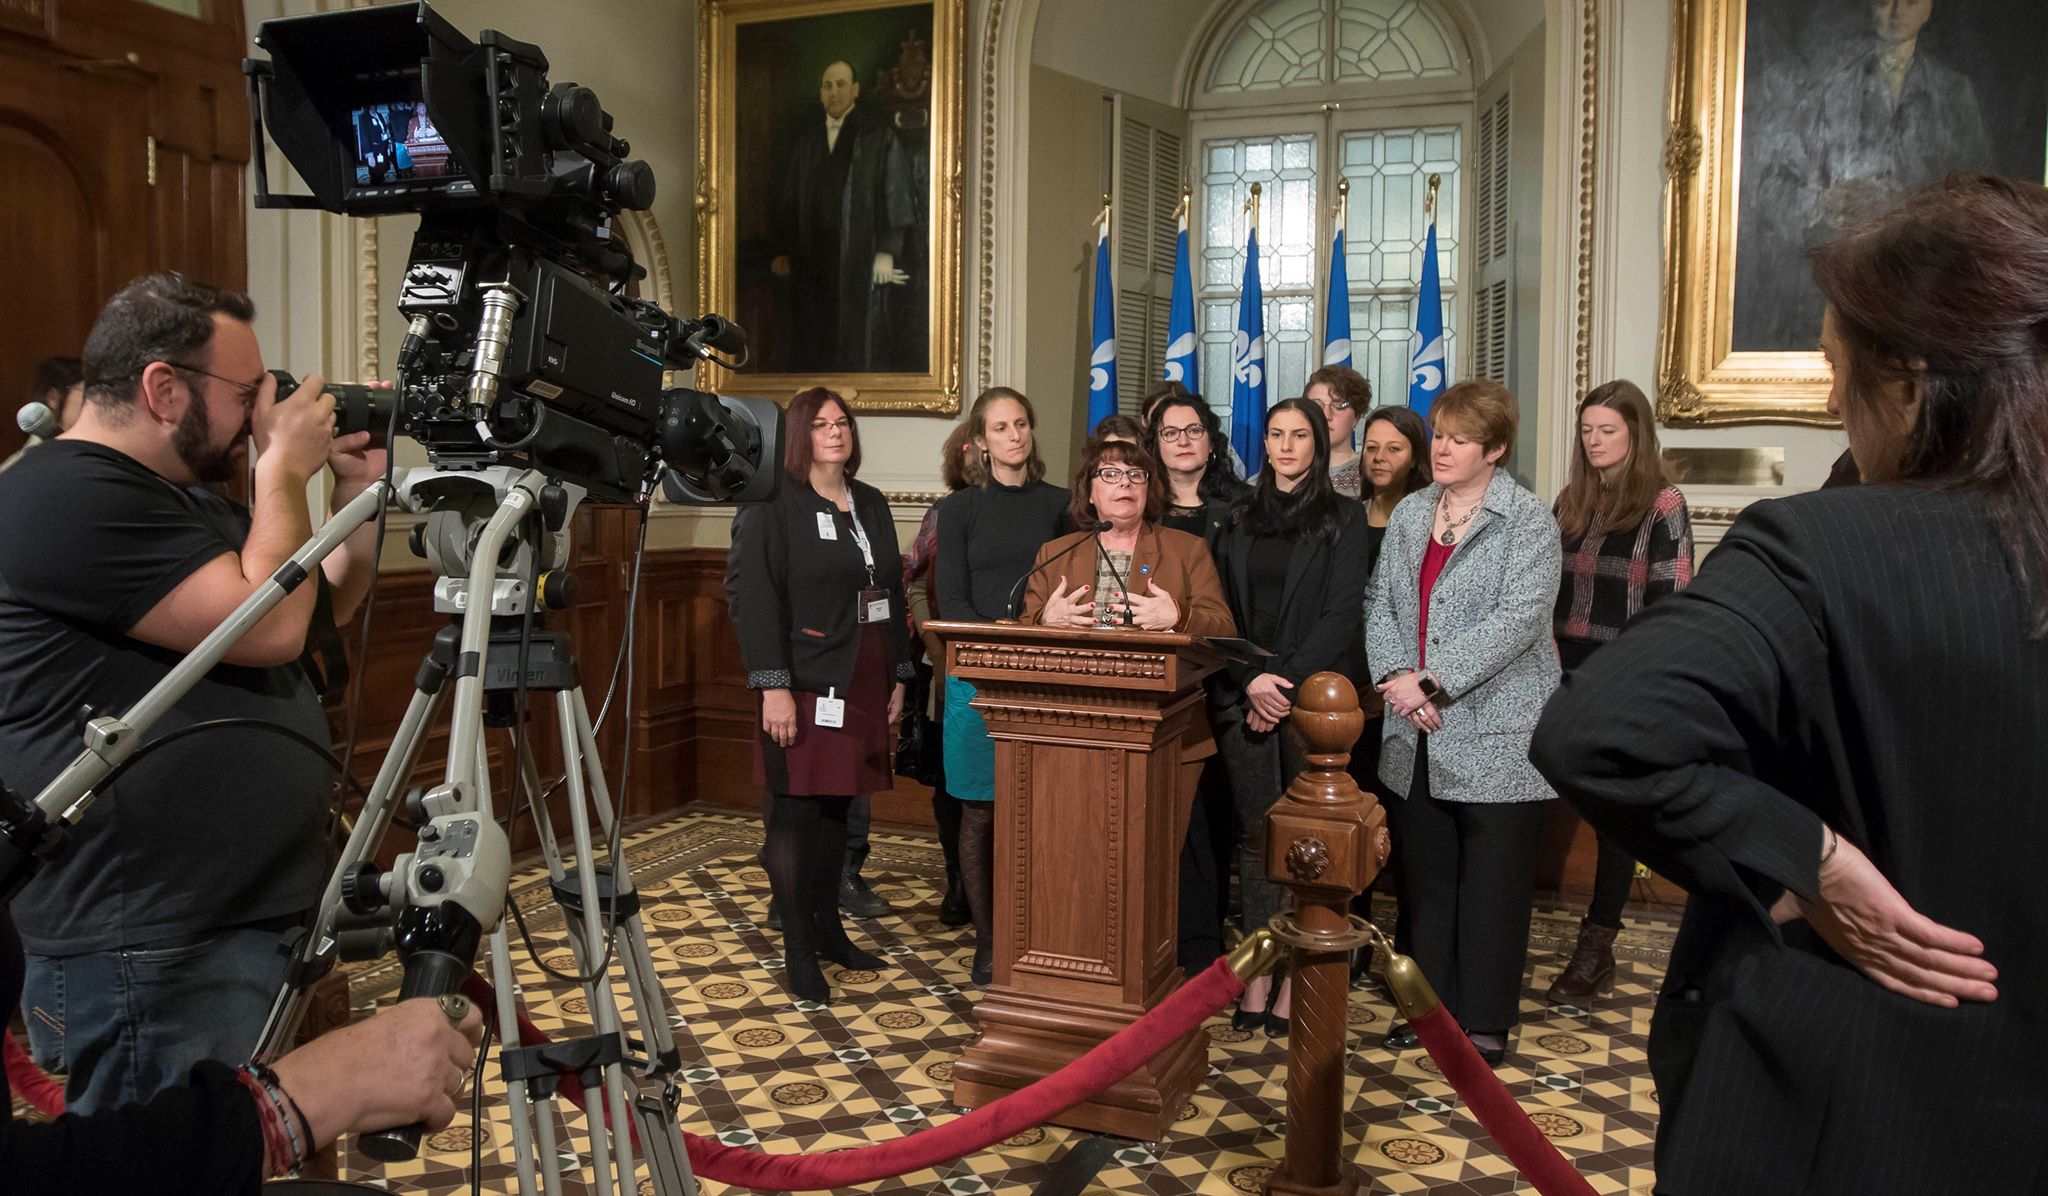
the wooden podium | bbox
[925,621,1223,1141]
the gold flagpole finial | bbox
[1092,193,1112,230]
[1424,172,1441,220]
[1174,184,1190,222]
[1246,180,1262,228]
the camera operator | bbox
[0,272,384,1113]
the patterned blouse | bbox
[1553,485,1695,644]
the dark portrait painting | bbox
[1732,0,2048,352]
[732,3,935,376]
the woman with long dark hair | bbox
[1146,392,1246,546]
[1544,380,1693,1004]
[726,388,910,1003]
[1211,397,1371,1034]
[935,386,1069,985]
[1535,174,2043,1189]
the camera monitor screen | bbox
[349,100,452,185]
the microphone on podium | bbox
[16,402,58,440]
[1002,521,1111,621]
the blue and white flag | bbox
[1322,215,1352,369]
[1163,207,1197,389]
[1087,221,1118,429]
[1408,216,1447,416]
[1229,226,1267,476]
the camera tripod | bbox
[245,464,697,1196]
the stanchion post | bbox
[1263,673,1389,1196]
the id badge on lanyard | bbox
[841,489,891,624]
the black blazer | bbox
[1532,486,2048,1193]
[1209,497,1370,714]
[726,479,913,695]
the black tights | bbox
[762,793,880,997]
[958,801,994,957]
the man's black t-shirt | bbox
[0,441,326,955]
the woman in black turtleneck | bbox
[1210,398,1370,1036]
[933,386,1068,985]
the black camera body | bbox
[246,1,777,506]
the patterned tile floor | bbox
[338,810,1675,1194]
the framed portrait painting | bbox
[697,0,964,414]
[1659,0,2048,425]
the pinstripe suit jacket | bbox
[1533,486,2048,1193]
[1367,468,1562,803]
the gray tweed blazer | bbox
[1366,467,1561,804]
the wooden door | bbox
[0,52,152,457]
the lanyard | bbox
[839,484,876,585]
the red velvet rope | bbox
[1407,1004,1596,1196]
[3,1027,63,1119]
[466,959,1246,1190]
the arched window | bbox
[1192,0,1471,425]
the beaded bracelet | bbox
[233,1064,300,1177]
[245,1058,316,1166]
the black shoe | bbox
[1383,1023,1419,1051]
[766,905,782,932]
[784,949,830,1003]
[840,868,893,918]
[1264,1013,1289,1039]
[1231,1007,1267,1032]
[1467,1031,1508,1068]
[970,945,993,987]
[818,935,887,971]
[938,868,971,927]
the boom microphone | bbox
[16,402,57,440]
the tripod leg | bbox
[569,689,684,1070]
[554,690,634,1191]
[255,681,446,1059]
[467,734,544,1196]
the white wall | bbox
[1030,0,1207,106]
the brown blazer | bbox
[1021,523,1236,758]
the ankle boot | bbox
[840,852,893,918]
[777,896,830,1003]
[814,906,887,970]
[1546,917,1618,1004]
[938,865,970,926]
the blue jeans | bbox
[22,925,292,1115]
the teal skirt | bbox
[941,676,995,802]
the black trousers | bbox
[1557,639,1637,930]
[1176,754,1237,973]
[1386,738,1548,1033]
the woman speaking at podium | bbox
[727,387,912,1005]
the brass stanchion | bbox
[1262,674,1390,1196]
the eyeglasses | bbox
[1094,467,1149,485]
[1156,425,1208,444]
[1314,397,1354,412]
[165,362,263,403]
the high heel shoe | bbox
[1382,1023,1419,1051]
[1467,1030,1508,1068]
[1264,1013,1289,1038]
[1233,972,1273,1031]
[1263,974,1292,1037]
[1231,1007,1266,1032]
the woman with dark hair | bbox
[1211,397,1371,1034]
[1544,380,1693,1004]
[1305,365,1372,498]
[1146,393,1246,546]
[1534,173,2041,1190]
[903,422,982,927]
[726,387,911,1003]
[935,386,1069,984]
[1367,380,1561,1066]
[1345,403,1433,975]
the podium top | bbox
[923,620,1226,691]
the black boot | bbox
[960,802,995,986]
[840,858,893,918]
[1546,918,1618,1005]
[777,893,830,1003]
[815,798,886,970]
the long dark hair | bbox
[1554,380,1672,539]
[1360,406,1431,503]
[1145,394,1246,505]
[1810,173,2048,633]
[1231,397,1345,541]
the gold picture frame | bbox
[1657,0,1835,427]
[696,0,964,415]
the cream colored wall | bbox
[1025,65,1110,489]
[1029,0,1199,105]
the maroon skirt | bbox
[754,623,893,796]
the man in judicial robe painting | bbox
[770,59,919,373]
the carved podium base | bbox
[930,623,1222,1142]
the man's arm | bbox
[126,374,338,668]
[319,428,389,623]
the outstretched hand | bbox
[1771,831,1999,1008]
[1040,577,1096,629]
[1122,580,1180,631]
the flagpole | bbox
[1425,172,1440,221]
[1093,192,1112,230]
